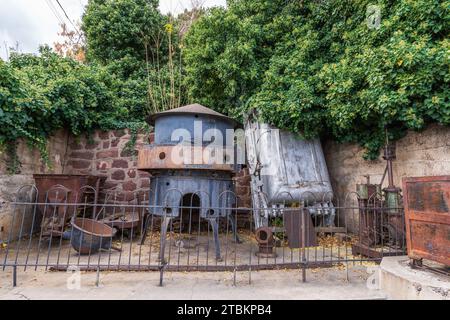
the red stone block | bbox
[148,133,155,144]
[111,169,125,181]
[235,186,249,195]
[122,180,137,191]
[111,138,120,147]
[96,149,119,159]
[103,141,110,148]
[127,169,136,178]
[96,161,109,170]
[140,179,150,188]
[112,159,128,168]
[67,160,91,169]
[70,151,94,160]
[85,141,99,150]
[102,181,119,189]
[69,142,83,150]
[138,170,151,178]
[97,131,110,140]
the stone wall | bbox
[65,129,152,199]
[0,129,68,241]
[323,124,450,229]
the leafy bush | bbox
[0,46,147,172]
[184,0,449,158]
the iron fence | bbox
[0,184,406,286]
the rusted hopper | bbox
[402,175,450,266]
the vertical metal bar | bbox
[96,267,100,287]
[77,197,88,268]
[248,207,253,285]
[301,208,306,283]
[196,206,201,271]
[224,212,230,267]
[159,264,164,287]
[55,196,70,268]
[186,198,193,266]
[137,193,145,268]
[34,195,49,271]
[177,200,184,270]
[13,202,27,269]
[45,190,61,271]
[2,199,18,271]
[233,209,238,284]
[147,213,154,267]
[205,215,210,268]
[95,194,105,272]
[116,204,126,270]
[107,193,118,270]
[127,200,137,271]
[13,265,17,287]
[24,190,39,272]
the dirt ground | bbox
[0,263,386,300]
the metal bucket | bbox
[69,218,117,255]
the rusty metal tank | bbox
[138,104,241,218]
[137,104,242,260]
[403,175,450,266]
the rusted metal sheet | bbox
[33,174,104,204]
[33,174,105,236]
[284,209,317,248]
[402,176,450,266]
[137,145,234,171]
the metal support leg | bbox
[140,214,151,245]
[158,216,171,287]
[13,265,17,287]
[159,216,171,265]
[209,219,221,261]
[228,214,241,244]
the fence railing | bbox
[0,185,406,286]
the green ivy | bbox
[0,46,145,173]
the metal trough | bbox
[69,218,118,255]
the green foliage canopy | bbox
[0,46,146,172]
[82,0,187,116]
[184,0,449,158]
[82,0,164,64]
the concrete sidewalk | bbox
[0,265,387,300]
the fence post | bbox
[159,264,165,287]
[95,267,100,287]
[13,265,17,287]
[301,208,306,283]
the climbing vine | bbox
[0,47,146,173]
